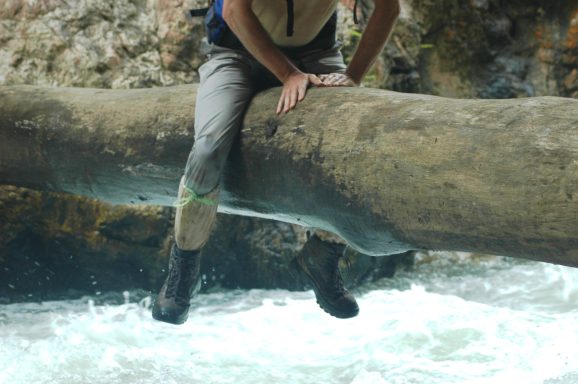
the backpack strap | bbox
[188,0,215,18]
[188,8,209,17]
[353,0,359,24]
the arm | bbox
[222,0,323,114]
[322,0,400,86]
[347,0,400,84]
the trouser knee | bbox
[183,136,227,195]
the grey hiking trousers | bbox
[183,39,347,195]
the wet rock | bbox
[0,185,413,302]
[564,69,578,93]
[0,185,171,301]
[469,0,489,12]
[380,0,578,98]
[484,16,513,47]
[478,56,535,99]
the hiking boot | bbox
[152,244,202,325]
[290,233,359,319]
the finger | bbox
[289,88,298,110]
[318,74,335,86]
[325,75,341,86]
[283,93,292,113]
[309,74,323,86]
[297,84,306,101]
[336,77,349,86]
[277,92,285,114]
[327,73,339,79]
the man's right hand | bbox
[276,71,323,114]
[223,1,321,115]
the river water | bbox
[1,253,578,384]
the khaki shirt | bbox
[251,0,339,47]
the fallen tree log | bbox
[1,85,577,266]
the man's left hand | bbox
[318,73,358,87]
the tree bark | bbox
[1,85,577,266]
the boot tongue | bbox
[166,249,199,301]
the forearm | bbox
[223,0,299,83]
[346,0,400,84]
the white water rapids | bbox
[1,253,578,384]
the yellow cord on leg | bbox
[173,186,217,207]
[174,180,219,251]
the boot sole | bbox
[151,305,189,325]
[151,278,201,325]
[289,257,359,319]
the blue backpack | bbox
[188,0,359,47]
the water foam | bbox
[1,258,578,384]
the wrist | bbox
[280,67,303,84]
[345,71,362,86]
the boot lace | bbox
[166,255,198,305]
[323,243,348,295]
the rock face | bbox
[0,185,172,301]
[427,0,578,99]
[1,0,577,301]
[1,0,576,94]
[0,0,205,88]
[356,0,578,98]
[0,185,411,302]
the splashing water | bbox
[1,255,578,384]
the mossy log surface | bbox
[1,85,577,265]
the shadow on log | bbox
[1,85,577,266]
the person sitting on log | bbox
[152,0,400,324]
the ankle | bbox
[173,244,201,258]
